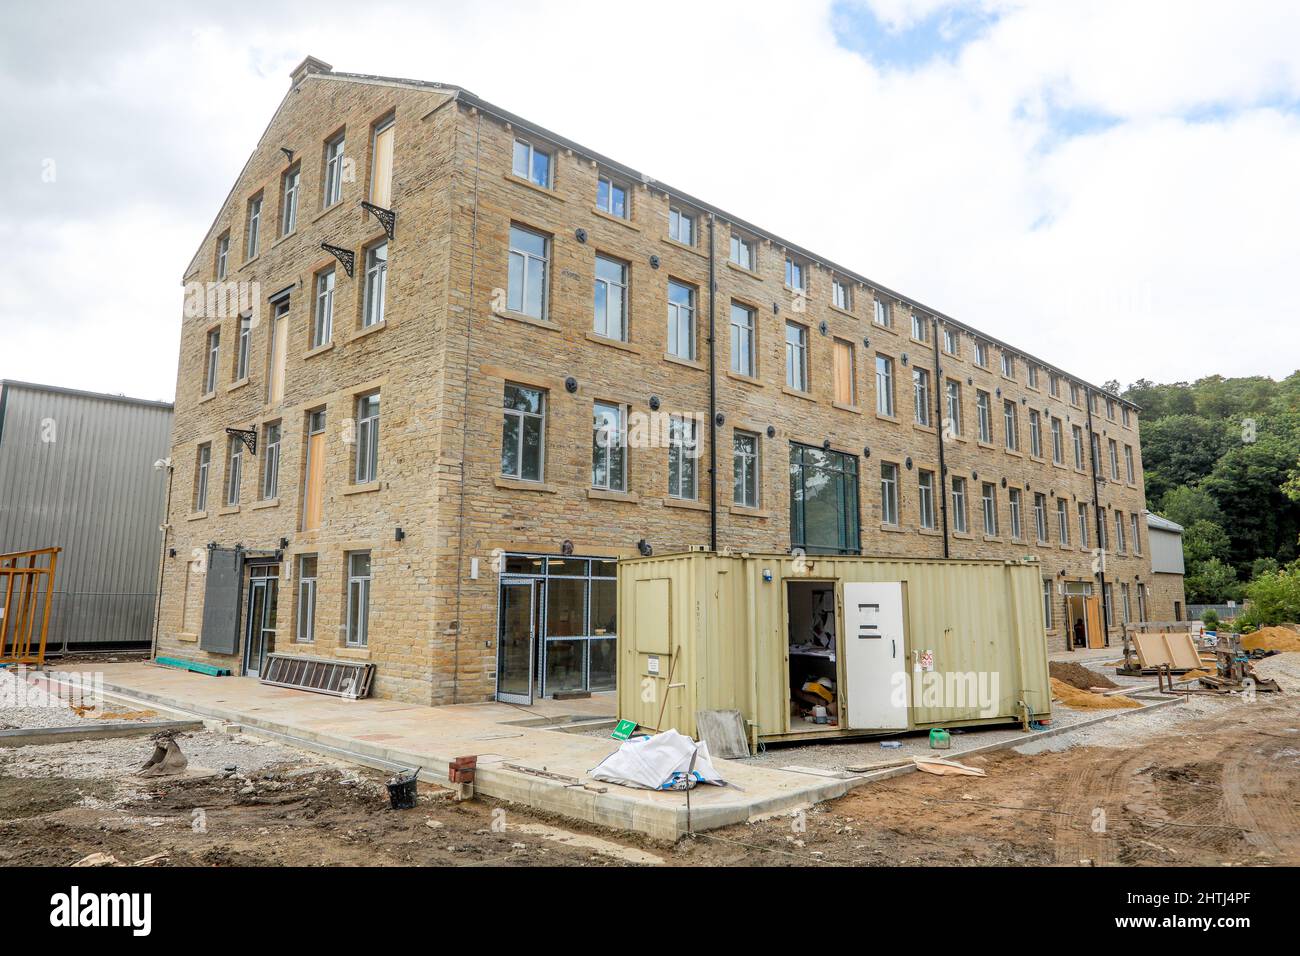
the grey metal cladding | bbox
[199,546,243,655]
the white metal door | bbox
[843,582,909,729]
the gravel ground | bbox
[0,668,98,729]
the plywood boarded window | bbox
[302,409,326,532]
[833,338,854,405]
[267,297,289,405]
[370,117,395,208]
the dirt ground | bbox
[2,655,1297,867]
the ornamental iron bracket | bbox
[321,243,355,277]
[361,201,396,240]
[225,427,257,456]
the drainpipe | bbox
[931,318,950,559]
[1085,388,1110,645]
[707,215,718,553]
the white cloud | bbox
[1,0,1297,404]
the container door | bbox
[843,582,908,730]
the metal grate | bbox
[259,653,374,699]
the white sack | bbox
[590,728,727,790]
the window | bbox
[832,339,855,405]
[666,279,696,360]
[873,298,891,327]
[1092,432,1102,473]
[1099,509,1108,550]
[1124,444,1135,483]
[784,256,805,291]
[1051,417,1063,464]
[1131,513,1141,554]
[913,367,931,426]
[911,312,928,342]
[943,327,959,355]
[880,462,900,526]
[235,314,251,381]
[729,232,756,270]
[245,194,262,259]
[668,206,694,245]
[1027,364,1039,389]
[1049,373,1060,398]
[1043,579,1054,629]
[591,401,627,492]
[302,410,326,532]
[1122,406,1131,427]
[1072,424,1085,469]
[266,297,289,405]
[204,328,220,395]
[733,431,760,508]
[790,444,860,554]
[596,175,628,218]
[950,477,968,533]
[313,268,335,348]
[215,234,229,281]
[832,278,852,311]
[730,302,755,375]
[1106,398,1116,421]
[370,117,395,207]
[785,322,808,391]
[1028,409,1042,457]
[1001,351,1015,378]
[226,435,242,506]
[1057,498,1070,544]
[362,241,387,328]
[501,383,545,482]
[1077,502,1090,548]
[875,355,895,416]
[593,254,628,341]
[280,164,300,236]
[1034,493,1048,543]
[1121,583,1132,624]
[981,482,997,536]
[354,392,380,484]
[1115,511,1126,552]
[1004,399,1019,451]
[261,422,281,500]
[512,137,552,188]
[1008,488,1022,539]
[194,443,211,512]
[944,380,962,435]
[976,390,992,442]
[1104,582,1114,627]
[918,470,936,529]
[345,551,371,647]
[1069,382,1081,406]
[1108,438,1119,479]
[1138,584,1148,621]
[296,555,317,643]
[668,415,698,500]
[323,133,345,207]
[507,224,549,319]
[974,340,988,367]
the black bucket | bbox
[386,768,419,809]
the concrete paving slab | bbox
[33,663,857,841]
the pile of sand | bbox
[1050,677,1141,709]
[1049,661,1119,691]
[1240,626,1300,653]
[1181,668,1214,681]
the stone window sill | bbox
[343,480,383,496]
[305,341,335,360]
[504,173,564,200]
[585,331,641,354]
[726,370,763,387]
[495,476,557,494]
[498,310,561,332]
[251,498,280,510]
[186,511,208,522]
[226,378,250,393]
[592,207,638,231]
[663,496,708,512]
[588,488,639,504]
[729,504,768,519]
[663,352,703,371]
[350,320,387,343]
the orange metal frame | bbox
[0,547,61,665]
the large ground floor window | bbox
[789,443,860,555]
[496,554,617,700]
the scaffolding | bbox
[0,547,62,665]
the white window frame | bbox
[592,401,627,492]
[730,302,755,376]
[976,391,992,443]
[512,137,552,188]
[1073,424,1085,469]
[345,551,371,647]
[981,482,997,536]
[235,314,251,382]
[667,279,696,360]
[1057,498,1070,544]
[880,462,899,526]
[918,470,936,529]
[204,328,220,395]
[324,133,345,208]
[195,443,210,512]
[733,430,760,508]
[785,322,808,392]
[832,278,851,311]
[943,327,958,355]
[945,380,961,435]
[951,477,968,533]
[354,392,380,484]
[911,312,927,342]
[226,435,242,507]
[216,234,229,280]
[1009,488,1022,539]
[281,165,300,235]
[593,254,628,341]
[1004,400,1019,451]
[245,195,262,259]
[313,268,335,348]
[501,383,545,482]
[667,414,698,500]
[784,256,805,292]
[873,298,891,327]
[913,367,931,426]
[875,355,894,417]
[261,422,281,500]
[362,241,387,328]
[1077,502,1090,548]
[1051,417,1063,464]
[296,554,317,643]
[1034,493,1048,543]
[729,232,756,270]
[1029,409,1042,457]
[507,224,550,319]
[1124,444,1135,483]
[596,174,628,219]
[668,206,694,245]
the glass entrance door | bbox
[496,578,535,704]
[245,568,279,677]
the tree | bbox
[1236,567,1300,628]
[1184,557,1241,604]
[1158,485,1223,528]
[1139,415,1231,504]
[1181,519,1231,567]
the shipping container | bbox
[616,549,1052,746]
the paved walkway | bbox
[36,663,861,841]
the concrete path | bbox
[34,663,859,841]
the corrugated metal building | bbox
[0,381,174,649]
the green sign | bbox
[611,718,637,741]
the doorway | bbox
[785,580,841,731]
[1065,583,1103,651]
[496,577,535,705]
[244,565,279,677]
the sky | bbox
[2,0,1298,404]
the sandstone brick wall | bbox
[158,66,1157,705]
